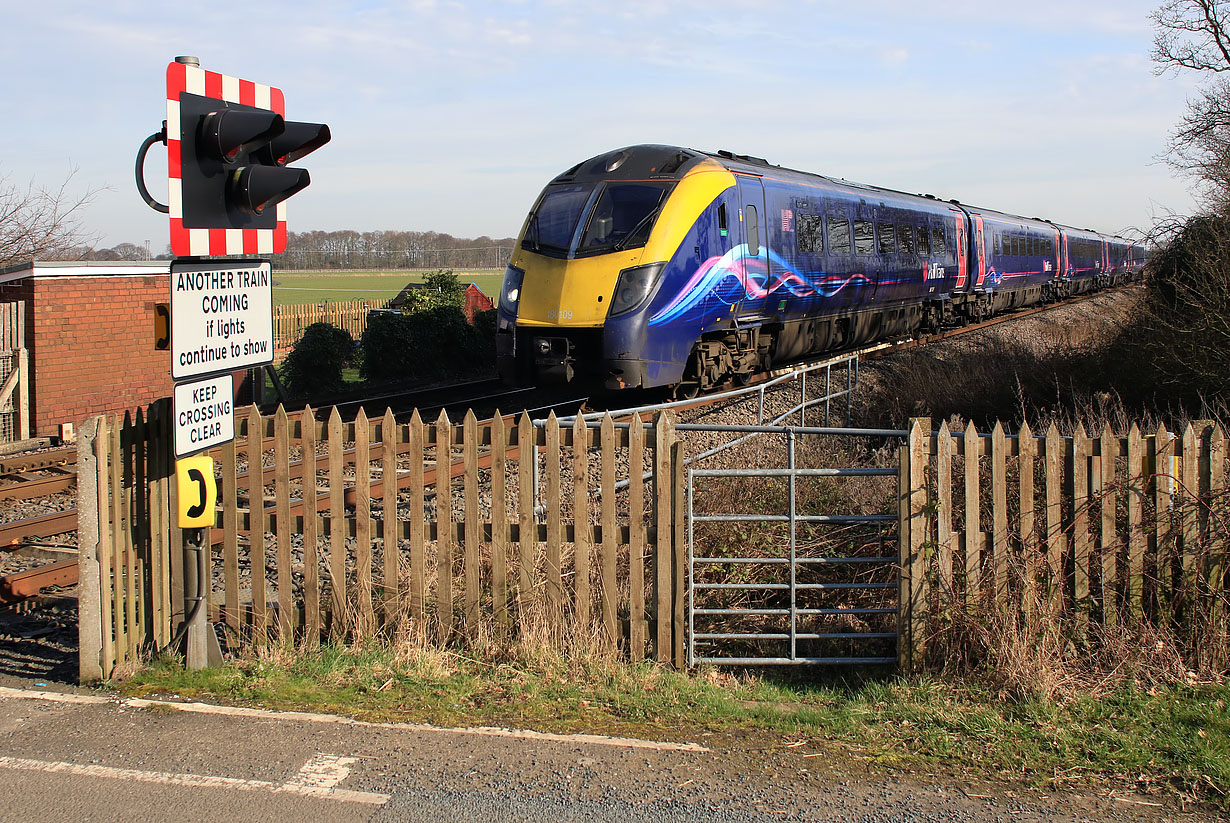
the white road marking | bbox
[0,754,390,805]
[0,686,708,752]
[284,753,358,793]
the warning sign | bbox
[174,374,234,457]
[170,258,274,380]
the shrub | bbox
[280,323,355,398]
[358,305,493,385]
[1135,213,1230,405]
[400,269,466,313]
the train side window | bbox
[1029,236,1038,256]
[746,205,760,256]
[853,220,874,254]
[917,225,929,255]
[878,223,896,254]
[897,224,915,254]
[718,203,728,237]
[993,233,1000,255]
[797,213,823,253]
[932,225,946,253]
[828,216,852,254]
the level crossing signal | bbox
[134,57,331,256]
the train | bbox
[495,144,1145,395]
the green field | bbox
[271,269,505,306]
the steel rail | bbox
[0,559,79,604]
[0,447,77,474]
[0,471,76,502]
[0,511,78,547]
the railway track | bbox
[0,285,1131,604]
[0,447,77,502]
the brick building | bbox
[0,261,175,438]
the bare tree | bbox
[0,167,103,269]
[1151,1,1230,208]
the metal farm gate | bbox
[683,424,907,666]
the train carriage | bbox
[495,144,1142,394]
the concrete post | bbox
[76,416,103,682]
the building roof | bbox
[0,259,170,285]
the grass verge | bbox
[117,642,1230,808]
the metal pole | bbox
[687,468,695,668]
[846,358,856,427]
[825,363,832,427]
[799,372,807,427]
[788,429,797,662]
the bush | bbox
[1135,214,1230,405]
[400,269,466,313]
[359,305,493,385]
[280,323,355,398]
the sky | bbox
[0,0,1205,250]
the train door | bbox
[973,216,987,288]
[737,175,767,312]
[949,209,969,291]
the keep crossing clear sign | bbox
[170,258,274,380]
[174,374,234,457]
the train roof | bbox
[550,144,1134,244]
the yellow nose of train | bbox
[513,249,646,327]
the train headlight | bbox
[609,262,665,317]
[499,264,525,315]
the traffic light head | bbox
[165,61,330,256]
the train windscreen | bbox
[524,181,673,258]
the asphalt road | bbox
[0,680,1217,823]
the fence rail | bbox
[899,417,1230,669]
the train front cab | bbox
[495,147,738,391]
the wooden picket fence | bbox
[272,299,389,353]
[76,403,177,680]
[0,301,30,443]
[898,418,1230,669]
[78,402,687,680]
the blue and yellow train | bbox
[495,145,1144,394]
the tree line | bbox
[51,229,518,272]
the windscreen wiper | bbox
[614,201,666,251]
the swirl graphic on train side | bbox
[648,245,872,326]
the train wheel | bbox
[673,381,700,400]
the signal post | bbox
[135,56,330,668]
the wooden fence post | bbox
[628,413,647,661]
[1073,424,1091,630]
[963,420,981,606]
[671,436,687,670]
[899,417,930,672]
[653,411,674,664]
[991,422,1008,608]
[1019,422,1038,620]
